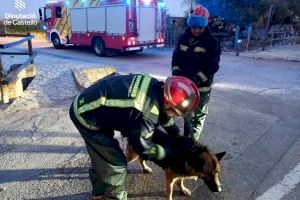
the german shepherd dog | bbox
[126,130,226,200]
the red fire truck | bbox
[39,0,166,56]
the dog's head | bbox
[185,145,226,193]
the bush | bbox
[5,21,44,34]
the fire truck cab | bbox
[39,0,166,56]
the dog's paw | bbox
[143,166,153,173]
[180,187,192,196]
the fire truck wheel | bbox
[92,38,106,57]
[52,34,62,49]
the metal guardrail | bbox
[0,33,36,84]
[0,33,36,103]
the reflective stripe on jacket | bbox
[171,28,221,88]
[71,74,180,161]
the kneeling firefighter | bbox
[69,74,200,200]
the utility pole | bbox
[262,4,274,51]
[234,25,241,56]
[182,0,195,12]
[246,24,252,51]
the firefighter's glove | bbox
[171,66,181,76]
[144,144,166,160]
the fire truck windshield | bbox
[45,8,52,20]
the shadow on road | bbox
[29,192,90,200]
[0,167,89,184]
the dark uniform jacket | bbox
[172,28,221,91]
[71,74,179,161]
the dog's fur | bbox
[126,132,226,200]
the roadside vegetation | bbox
[174,0,300,50]
[1,21,45,39]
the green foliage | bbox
[260,0,300,24]
[4,22,44,34]
[192,0,299,25]
[195,0,262,24]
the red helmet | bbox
[163,76,200,116]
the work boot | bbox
[91,195,104,200]
[91,191,104,200]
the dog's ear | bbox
[190,144,208,154]
[215,151,226,161]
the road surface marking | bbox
[256,162,300,200]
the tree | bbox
[193,0,299,25]
[181,0,197,16]
[182,0,299,27]
[195,0,262,25]
[260,0,300,24]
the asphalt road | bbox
[0,40,299,200]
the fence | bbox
[0,33,37,103]
[164,16,300,51]
[267,24,299,46]
[165,17,186,48]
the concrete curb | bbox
[71,67,117,91]
[222,51,300,62]
[222,44,300,62]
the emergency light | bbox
[158,2,165,9]
[142,0,151,6]
[157,38,164,43]
[127,37,137,46]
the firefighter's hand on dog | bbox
[143,144,167,160]
[127,129,227,200]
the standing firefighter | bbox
[171,5,221,142]
[69,74,200,200]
